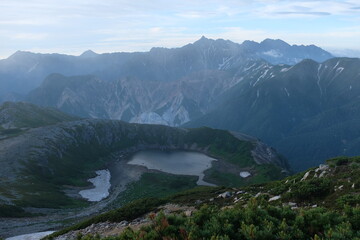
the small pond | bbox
[127,150,217,186]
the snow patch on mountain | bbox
[218,56,233,70]
[284,88,290,97]
[6,231,55,240]
[79,170,111,202]
[244,63,257,71]
[253,69,269,86]
[27,62,39,73]
[317,64,323,95]
[240,171,251,178]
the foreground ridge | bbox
[49,156,360,240]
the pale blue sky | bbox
[1,0,360,59]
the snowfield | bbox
[79,170,111,202]
[6,231,55,240]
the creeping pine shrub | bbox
[290,178,332,201]
[337,194,360,208]
[76,199,360,240]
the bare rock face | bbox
[231,132,289,172]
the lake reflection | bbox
[127,150,216,186]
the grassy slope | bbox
[0,101,79,129]
[108,173,198,209]
[47,156,360,239]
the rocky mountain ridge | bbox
[186,57,360,170]
[26,59,270,126]
[0,37,332,96]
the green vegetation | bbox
[0,104,286,210]
[7,121,285,209]
[111,173,198,207]
[184,127,254,168]
[337,194,360,207]
[47,187,225,239]
[0,204,34,217]
[205,169,245,187]
[290,178,332,201]
[49,198,166,238]
[13,181,89,209]
[62,199,360,240]
[327,156,360,166]
[49,156,360,239]
[13,142,109,208]
[0,101,78,129]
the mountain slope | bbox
[0,101,79,141]
[26,64,259,126]
[186,57,360,171]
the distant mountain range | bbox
[0,37,332,96]
[21,37,333,126]
[2,37,359,171]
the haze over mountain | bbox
[0,37,332,97]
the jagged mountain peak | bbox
[192,35,215,46]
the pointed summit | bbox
[80,50,97,58]
[193,36,213,45]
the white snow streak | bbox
[253,69,269,86]
[317,64,323,96]
[284,88,290,97]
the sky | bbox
[0,0,360,59]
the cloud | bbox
[0,0,359,58]
[176,12,208,19]
[0,20,46,26]
[12,33,48,40]
[275,11,331,16]
[256,0,360,18]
